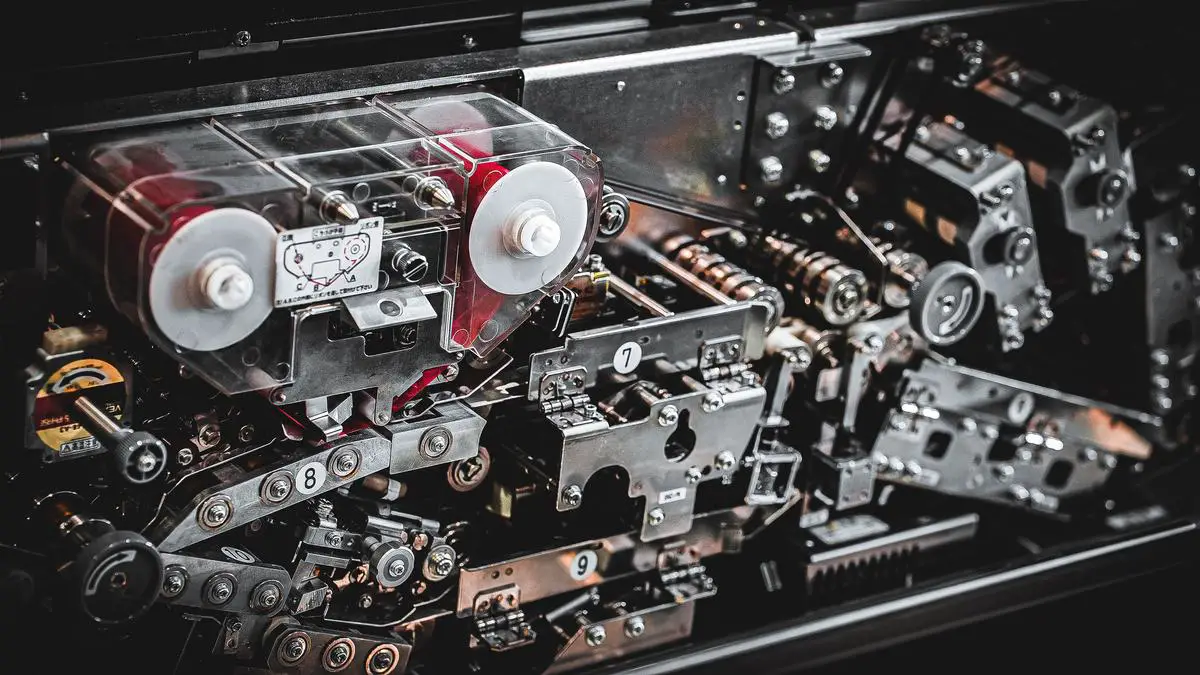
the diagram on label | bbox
[274,217,384,307]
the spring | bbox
[658,234,785,330]
[755,235,868,326]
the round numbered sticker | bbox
[611,341,642,375]
[569,549,598,580]
[295,462,328,496]
[220,546,256,564]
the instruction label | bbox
[274,217,383,307]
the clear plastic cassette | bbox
[56,92,602,397]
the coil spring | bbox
[756,234,868,326]
[659,234,785,330]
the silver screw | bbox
[266,477,291,503]
[1151,349,1171,367]
[328,643,352,667]
[772,69,795,94]
[420,428,452,459]
[280,634,308,663]
[562,484,583,507]
[331,448,360,478]
[1160,232,1180,249]
[137,451,159,474]
[358,594,373,608]
[162,566,187,598]
[616,80,626,92]
[204,574,236,606]
[1100,453,1118,470]
[808,149,832,173]
[250,580,283,613]
[444,364,460,381]
[429,548,456,578]
[959,418,978,434]
[813,105,838,130]
[760,156,784,183]
[994,464,1015,481]
[234,30,251,47]
[326,531,344,547]
[625,616,646,639]
[648,508,665,526]
[715,451,736,471]
[701,392,725,412]
[585,624,607,647]
[176,447,194,466]
[198,495,232,529]
[686,467,703,484]
[657,405,679,427]
[765,112,790,139]
[1008,484,1031,502]
[388,558,409,579]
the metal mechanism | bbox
[2,6,1196,675]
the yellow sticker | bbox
[34,358,125,457]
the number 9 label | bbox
[295,461,328,496]
[570,549,599,580]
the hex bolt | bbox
[162,566,188,598]
[686,467,703,484]
[198,495,233,530]
[759,156,784,183]
[764,112,790,139]
[624,616,646,639]
[657,405,679,427]
[585,624,607,647]
[261,472,293,505]
[648,508,666,526]
[715,451,737,471]
[279,633,309,664]
[701,392,725,413]
[813,105,838,130]
[426,546,457,581]
[562,484,584,507]
[325,640,353,670]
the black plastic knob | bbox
[72,529,163,626]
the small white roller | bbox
[147,207,276,352]
[468,161,588,296]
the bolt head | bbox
[686,467,702,484]
[333,450,359,477]
[657,405,679,427]
[585,624,608,647]
[136,451,159,474]
[765,112,790,139]
[820,62,845,88]
[176,448,194,466]
[329,644,351,666]
[715,451,736,471]
[772,69,795,94]
[760,156,784,183]
[701,392,725,413]
[562,485,583,507]
[282,635,307,662]
[625,616,646,638]
[808,149,832,173]
[371,649,395,672]
[269,478,291,501]
[388,558,409,578]
[648,508,666,526]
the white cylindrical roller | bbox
[147,208,276,352]
[468,161,588,296]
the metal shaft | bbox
[607,275,673,317]
[71,396,125,442]
[625,239,735,307]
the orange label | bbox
[33,358,124,457]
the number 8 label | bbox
[294,461,328,496]
[570,549,598,580]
